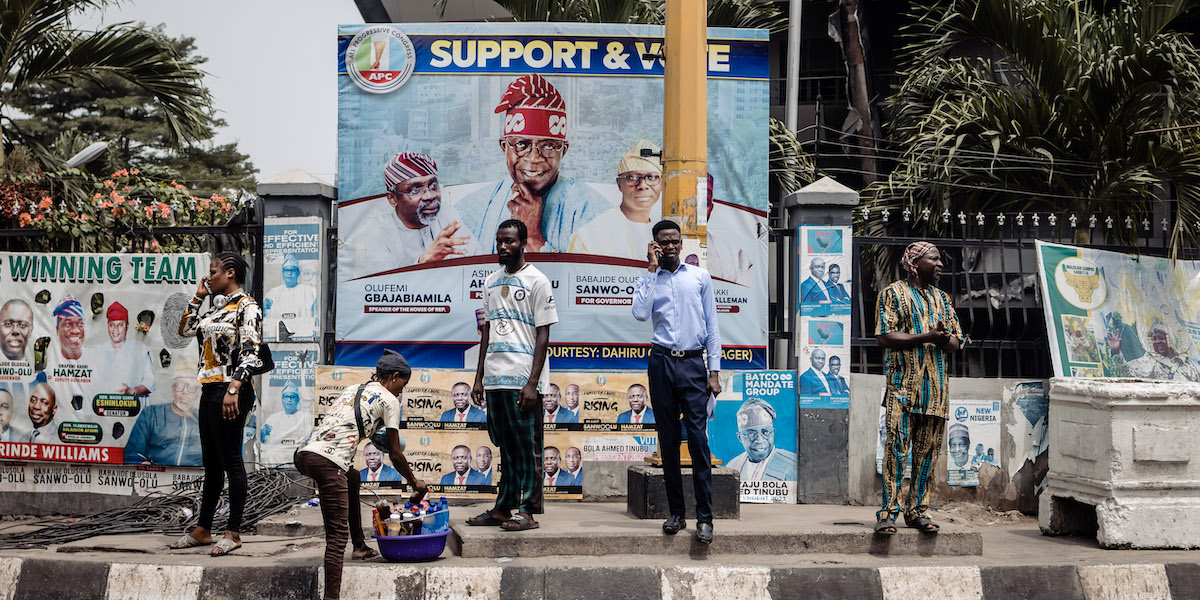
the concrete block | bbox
[424,566,501,600]
[767,567,883,600]
[582,460,631,500]
[199,565,318,600]
[340,564,423,600]
[1133,426,1190,462]
[16,558,108,600]
[1165,562,1200,600]
[1076,564,1171,600]
[878,566,982,600]
[979,565,1083,600]
[797,408,849,504]
[499,566,544,600]
[105,563,203,600]
[662,566,771,600]
[546,566,661,600]
[0,558,22,600]
[627,464,740,520]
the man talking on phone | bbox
[632,220,721,544]
[873,241,963,537]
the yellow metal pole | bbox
[663,0,707,254]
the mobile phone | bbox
[203,279,212,294]
[655,251,663,262]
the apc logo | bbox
[345,25,416,94]
[332,371,343,381]
[595,375,607,385]
[419,372,432,383]
[954,406,968,422]
[419,436,432,446]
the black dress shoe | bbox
[696,522,713,544]
[662,515,686,534]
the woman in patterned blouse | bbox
[170,252,263,556]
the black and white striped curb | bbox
[2,557,1199,600]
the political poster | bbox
[796,317,850,409]
[1007,381,1049,477]
[946,398,1002,487]
[335,22,769,372]
[708,371,797,503]
[0,461,202,496]
[581,434,658,462]
[796,226,852,318]
[0,252,208,465]
[875,405,912,479]
[262,217,323,343]
[1036,240,1200,380]
[257,344,319,467]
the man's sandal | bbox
[169,534,206,549]
[500,514,539,531]
[352,546,378,560]
[210,538,241,556]
[906,516,940,533]
[466,511,506,526]
[874,519,897,536]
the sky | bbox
[84,0,365,185]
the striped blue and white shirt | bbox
[482,263,558,391]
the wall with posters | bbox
[334,22,769,372]
[0,252,212,467]
[1037,240,1200,380]
[795,226,851,408]
[708,371,797,503]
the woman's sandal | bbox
[906,515,940,533]
[210,538,242,556]
[466,511,506,526]
[169,534,206,549]
[874,519,897,536]
[500,514,539,532]
[351,546,378,560]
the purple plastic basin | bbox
[373,530,451,562]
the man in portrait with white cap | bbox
[260,380,312,465]
[568,140,662,259]
[458,74,607,253]
[264,253,318,339]
[346,152,480,279]
[124,360,203,465]
[726,397,796,483]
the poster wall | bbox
[334,22,769,371]
[708,371,797,503]
[262,217,323,343]
[0,252,208,465]
[258,344,319,467]
[946,398,1001,487]
[795,225,852,409]
[1036,240,1200,380]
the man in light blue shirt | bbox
[631,220,722,544]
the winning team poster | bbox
[0,252,207,465]
[1036,240,1200,380]
[708,371,797,503]
[334,22,769,371]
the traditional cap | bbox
[282,380,299,397]
[376,349,411,377]
[736,397,775,429]
[173,360,198,379]
[948,423,969,441]
[495,74,567,140]
[901,241,937,275]
[384,152,438,191]
[106,302,128,322]
[617,140,662,176]
[52,295,84,321]
[281,254,300,270]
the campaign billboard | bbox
[334,22,769,371]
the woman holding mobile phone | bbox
[170,252,263,556]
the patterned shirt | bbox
[482,263,558,391]
[301,381,402,472]
[876,280,963,418]
[179,291,263,384]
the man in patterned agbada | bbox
[874,241,963,535]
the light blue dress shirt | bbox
[631,263,722,371]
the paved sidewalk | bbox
[2,503,1198,599]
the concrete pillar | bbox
[784,177,859,504]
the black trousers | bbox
[197,382,254,532]
[647,352,713,523]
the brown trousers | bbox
[295,450,366,600]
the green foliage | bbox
[436,0,787,33]
[864,0,1200,254]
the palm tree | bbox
[864,0,1200,253]
[0,0,213,169]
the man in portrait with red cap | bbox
[873,241,963,536]
[346,151,481,279]
[458,74,607,253]
[92,301,155,398]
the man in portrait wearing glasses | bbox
[458,74,607,253]
[568,140,662,259]
[264,253,318,339]
[124,361,203,465]
[0,299,34,363]
[346,152,481,279]
[726,397,796,483]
